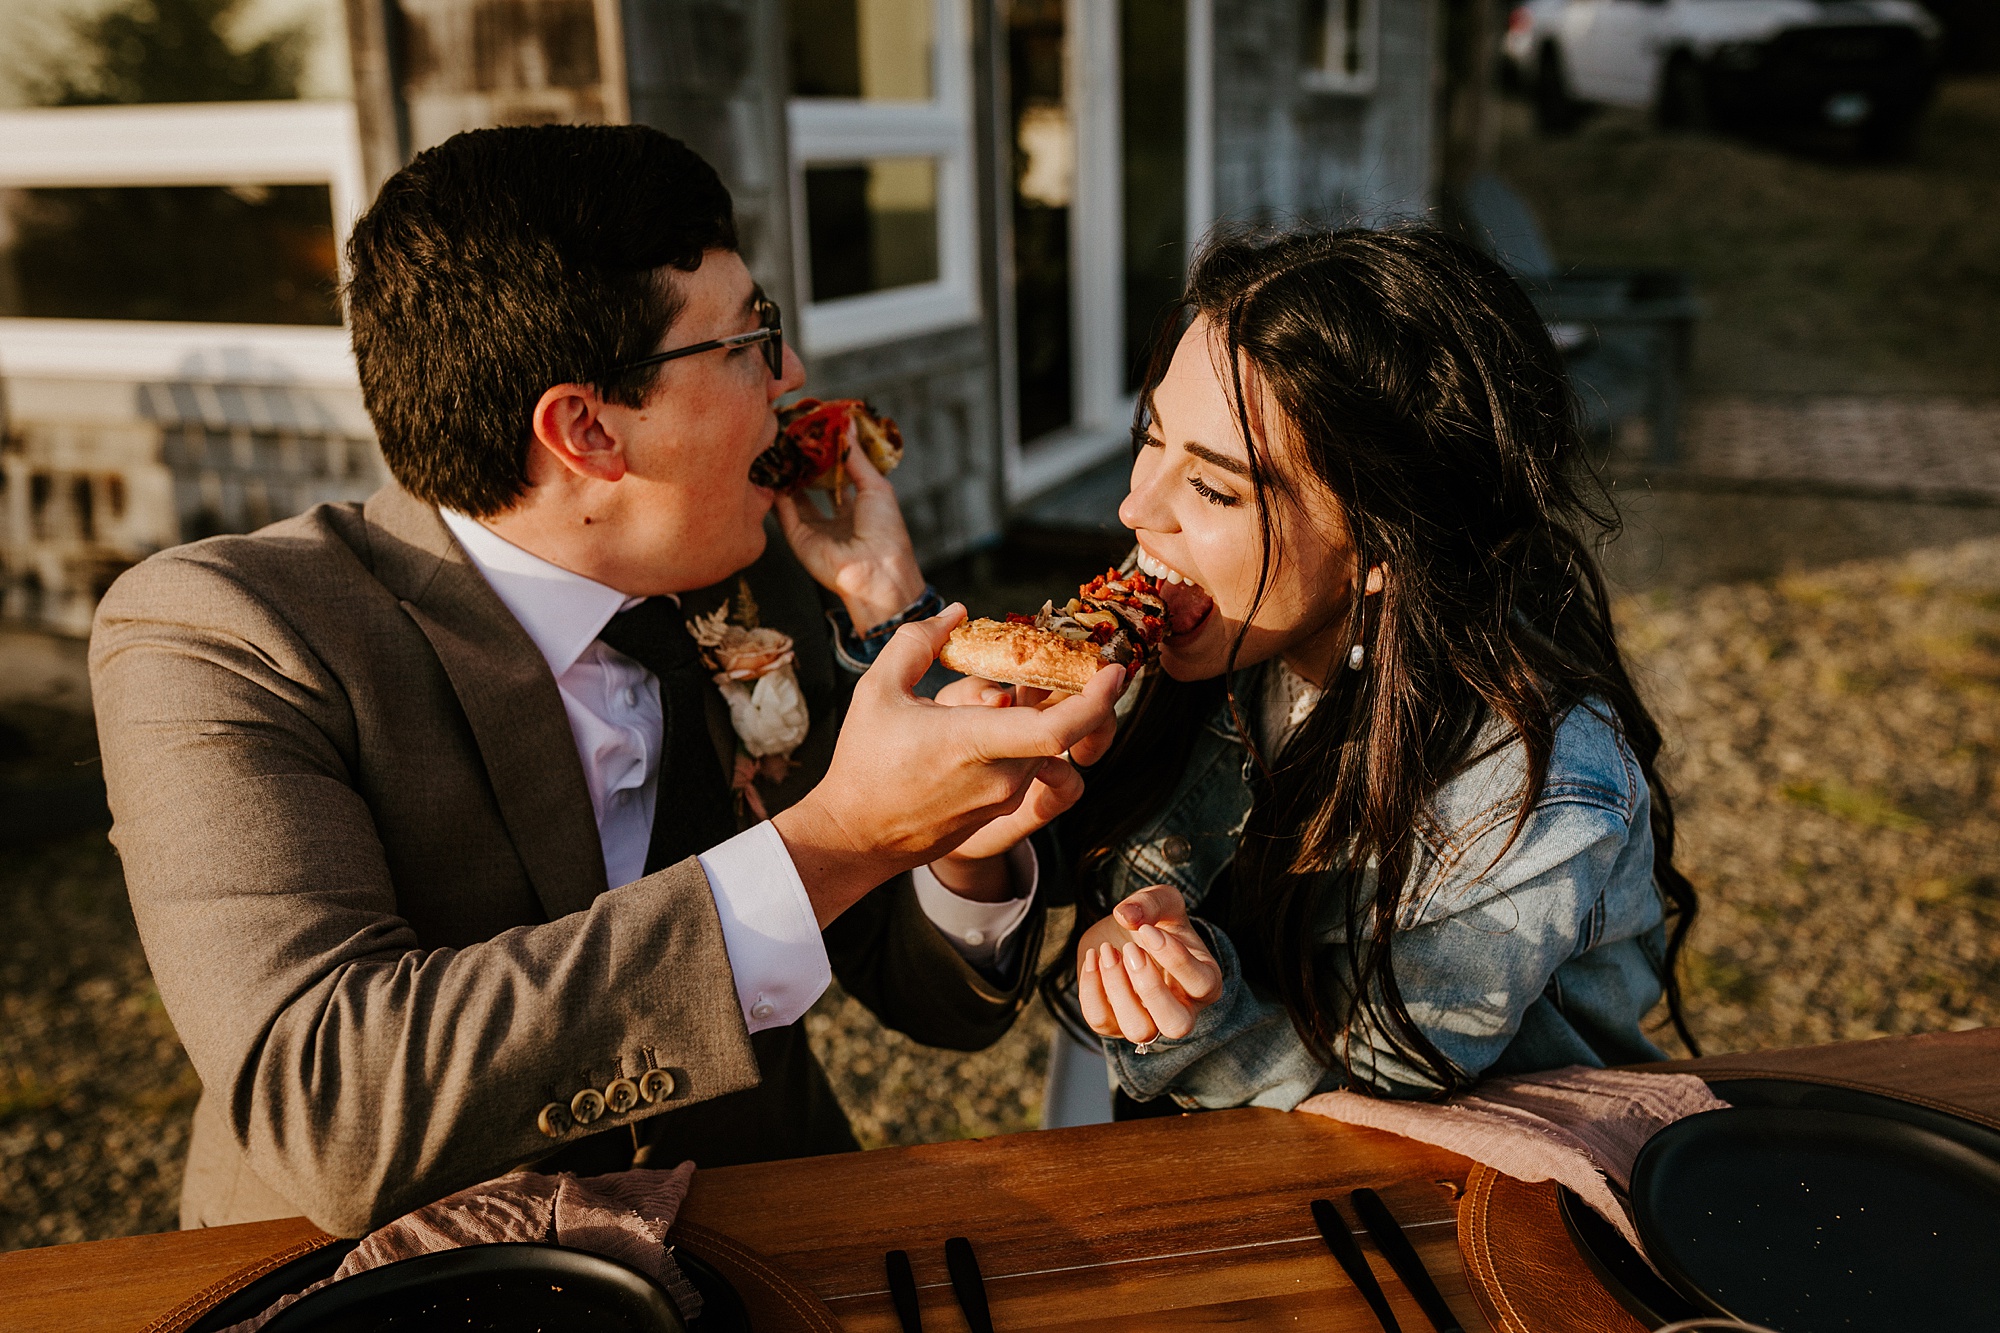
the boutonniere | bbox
[688,580,810,820]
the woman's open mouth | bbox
[1134,547,1215,637]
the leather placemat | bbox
[143,1229,343,1333]
[1456,1164,1646,1333]
[670,1221,842,1332]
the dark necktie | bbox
[596,599,740,875]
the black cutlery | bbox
[1310,1198,1403,1333]
[943,1236,994,1333]
[1349,1187,1466,1333]
[884,1249,923,1333]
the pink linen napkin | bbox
[1297,1066,1727,1253]
[223,1163,700,1333]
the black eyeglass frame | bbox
[608,290,784,380]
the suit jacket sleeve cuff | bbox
[698,821,832,1032]
[911,842,1038,971]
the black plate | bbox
[1629,1082,2000,1332]
[189,1240,748,1333]
[1556,1185,1701,1326]
[258,1243,686,1333]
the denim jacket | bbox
[1075,679,1670,1108]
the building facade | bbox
[0,0,1442,632]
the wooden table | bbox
[5,1027,1996,1332]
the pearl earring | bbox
[1348,644,1365,670]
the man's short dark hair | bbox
[345,124,737,516]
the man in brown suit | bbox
[89,125,1119,1235]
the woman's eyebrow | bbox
[1184,442,1252,478]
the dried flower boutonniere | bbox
[688,581,810,819]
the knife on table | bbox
[1349,1187,1467,1333]
[884,1249,923,1333]
[1310,1198,1403,1333]
[944,1236,995,1333]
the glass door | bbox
[1004,0,1188,491]
[1006,0,1074,444]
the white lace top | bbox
[1257,657,1324,754]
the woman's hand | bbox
[1076,885,1223,1044]
[776,440,927,634]
[922,674,1121,900]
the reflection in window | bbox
[0,0,349,107]
[1305,0,1377,88]
[1122,0,1186,391]
[786,0,932,100]
[1008,0,1071,442]
[804,158,939,302]
[0,185,341,325]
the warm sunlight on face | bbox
[601,250,806,592]
[1116,316,1363,685]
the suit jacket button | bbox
[537,1102,574,1138]
[570,1088,607,1124]
[638,1068,676,1104]
[604,1077,639,1114]
[1161,834,1193,865]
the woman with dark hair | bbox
[931,223,1698,1110]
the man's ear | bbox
[531,383,627,483]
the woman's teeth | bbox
[1136,548,1202,590]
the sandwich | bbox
[940,569,1169,693]
[751,397,904,495]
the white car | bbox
[1505,0,1943,151]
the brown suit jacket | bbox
[89,485,1040,1236]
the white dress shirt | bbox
[439,511,1035,1033]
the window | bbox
[1302,0,1379,95]
[0,0,364,336]
[786,0,977,355]
[2,183,340,325]
[803,158,940,300]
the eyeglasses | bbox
[610,289,785,380]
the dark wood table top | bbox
[5,1026,1994,1333]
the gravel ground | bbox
[1621,537,2000,1054]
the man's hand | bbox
[771,605,1126,925]
[775,441,926,633]
[1077,885,1223,1045]
[922,675,1120,902]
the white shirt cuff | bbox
[697,822,832,1034]
[911,841,1039,970]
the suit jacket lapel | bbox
[363,487,610,921]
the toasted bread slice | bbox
[939,618,1113,694]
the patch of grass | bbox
[1775,576,1838,607]
[1920,630,2000,692]
[1910,874,2000,908]
[1688,951,1763,1006]
[0,1069,62,1120]
[1780,779,1927,831]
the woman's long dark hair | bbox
[1043,225,1700,1094]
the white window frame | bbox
[1301,0,1381,96]
[787,0,981,357]
[0,100,365,382]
